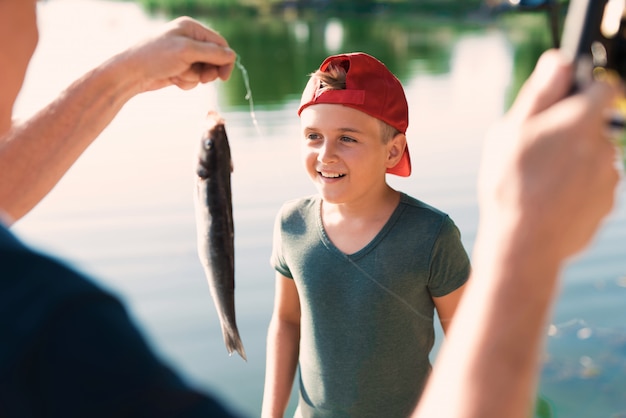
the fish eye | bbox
[204,139,214,150]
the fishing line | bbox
[343,255,433,322]
[234,54,262,137]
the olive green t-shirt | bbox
[271,193,470,418]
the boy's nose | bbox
[317,140,338,164]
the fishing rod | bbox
[489,0,626,128]
[486,0,563,48]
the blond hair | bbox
[311,64,400,142]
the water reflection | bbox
[323,18,344,52]
[200,13,538,109]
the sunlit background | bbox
[11,1,626,416]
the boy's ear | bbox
[386,133,406,168]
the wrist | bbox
[472,211,563,291]
[90,50,146,104]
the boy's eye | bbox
[340,136,356,143]
[306,133,321,141]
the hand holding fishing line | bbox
[0,15,241,223]
[135,17,261,138]
[120,16,237,93]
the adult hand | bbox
[0,16,237,222]
[112,16,236,93]
[414,50,624,418]
[477,49,622,261]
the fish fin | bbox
[223,325,247,361]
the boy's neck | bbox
[323,186,399,218]
[321,187,400,255]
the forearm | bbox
[0,53,141,222]
[414,219,562,418]
[261,317,300,418]
[413,48,619,418]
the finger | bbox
[592,143,620,221]
[170,76,199,91]
[509,50,573,122]
[188,40,236,71]
[575,77,622,146]
[191,63,221,84]
[529,79,617,151]
[218,62,235,81]
[192,43,236,81]
[589,74,625,141]
[170,16,230,48]
[193,62,233,83]
[587,73,621,109]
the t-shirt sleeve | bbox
[427,215,471,297]
[270,205,293,279]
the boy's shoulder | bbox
[399,192,448,219]
[275,195,321,236]
[279,194,319,217]
[397,193,465,247]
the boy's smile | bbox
[300,103,401,205]
[319,171,345,179]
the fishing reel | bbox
[560,0,626,93]
[487,0,626,85]
[489,0,626,126]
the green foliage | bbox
[535,395,555,418]
[116,0,555,111]
[126,0,484,16]
[203,14,476,108]
[132,0,259,15]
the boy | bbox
[262,52,471,417]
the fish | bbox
[194,111,246,360]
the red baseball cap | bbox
[298,52,411,177]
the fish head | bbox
[196,114,233,179]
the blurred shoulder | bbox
[277,194,320,219]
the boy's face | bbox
[300,103,405,205]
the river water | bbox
[12,1,626,416]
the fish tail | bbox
[222,324,247,361]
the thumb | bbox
[509,49,573,122]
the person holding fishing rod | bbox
[411,48,622,418]
[413,0,624,414]
[0,0,621,417]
